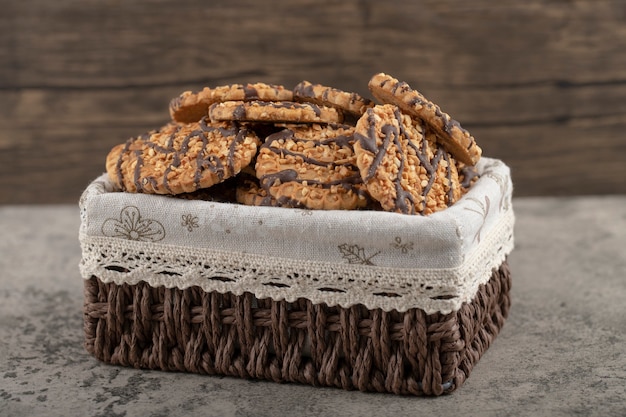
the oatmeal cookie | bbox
[106,117,260,195]
[353,104,462,215]
[255,124,369,210]
[368,73,481,166]
[209,100,344,124]
[169,82,294,123]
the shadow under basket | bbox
[83,259,511,396]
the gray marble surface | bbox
[1,197,625,417]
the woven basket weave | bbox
[80,158,514,395]
[83,260,510,396]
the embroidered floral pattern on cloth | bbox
[79,157,514,314]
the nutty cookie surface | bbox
[255,124,369,210]
[106,117,260,194]
[108,75,483,216]
[354,104,461,215]
[368,73,481,166]
[169,83,293,123]
[209,100,344,124]
[457,161,480,193]
[293,81,374,116]
[235,176,280,207]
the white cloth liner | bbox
[79,157,514,314]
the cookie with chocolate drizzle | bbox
[209,100,344,124]
[368,73,481,166]
[169,82,294,123]
[255,124,369,210]
[235,176,281,207]
[293,81,374,117]
[457,161,480,194]
[105,117,260,195]
[353,104,462,215]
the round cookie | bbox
[353,104,461,215]
[255,124,369,210]
[169,88,213,124]
[106,117,260,195]
[235,177,280,207]
[457,161,480,192]
[209,100,344,124]
[368,73,481,166]
[293,80,374,116]
[169,83,294,123]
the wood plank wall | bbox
[1,0,625,203]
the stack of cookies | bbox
[106,73,482,215]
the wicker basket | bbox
[83,261,509,395]
[79,158,514,396]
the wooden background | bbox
[1,0,625,204]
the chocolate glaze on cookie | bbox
[113,76,479,213]
[368,73,481,166]
[230,101,322,118]
[293,81,374,116]
[458,163,480,189]
[170,83,294,123]
[356,109,418,213]
[258,129,364,195]
[114,132,150,192]
[235,175,279,207]
[209,100,343,124]
[112,117,256,194]
[355,106,459,215]
[254,125,371,210]
[379,78,467,141]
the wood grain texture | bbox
[1,0,625,203]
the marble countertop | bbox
[1,197,625,417]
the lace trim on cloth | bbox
[78,157,514,314]
[79,208,513,314]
